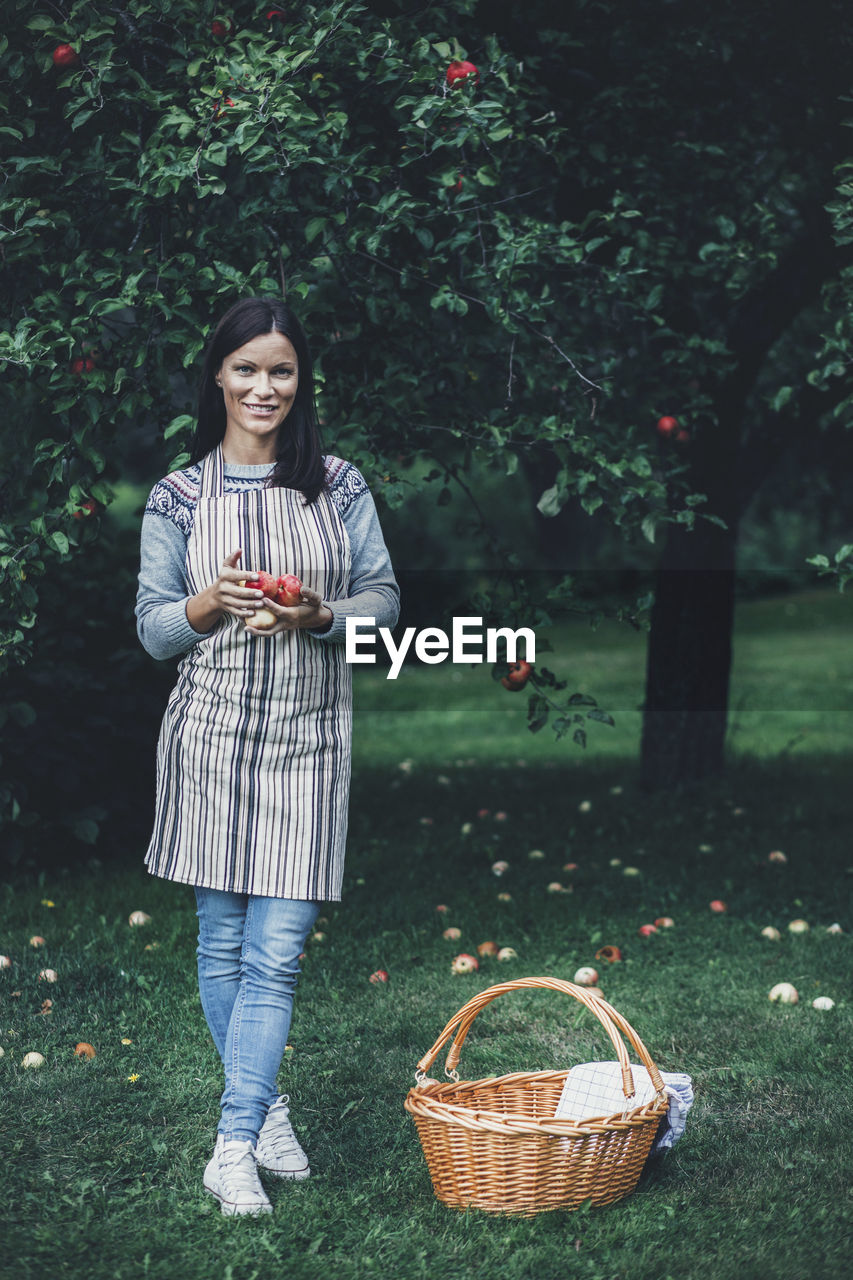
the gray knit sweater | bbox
[135,455,400,661]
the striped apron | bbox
[145,446,352,901]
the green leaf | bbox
[164,414,194,441]
[641,515,658,544]
[536,485,563,518]
[49,531,70,555]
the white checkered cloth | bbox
[554,1062,693,1153]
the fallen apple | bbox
[709,900,728,913]
[527,849,546,860]
[546,881,566,894]
[812,996,835,1011]
[0,955,11,969]
[563,862,579,872]
[767,850,788,864]
[637,924,658,937]
[760,926,781,941]
[369,969,389,984]
[451,953,479,974]
[826,922,843,935]
[74,1042,96,1059]
[654,917,675,928]
[29,936,46,948]
[491,860,509,876]
[22,1052,45,1068]
[622,866,641,877]
[38,969,58,983]
[435,904,449,914]
[496,892,512,903]
[497,946,517,961]
[595,945,622,963]
[442,927,462,941]
[477,941,499,957]
[768,983,798,1004]
[787,919,809,934]
[128,911,151,927]
[573,966,599,986]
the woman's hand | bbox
[245,584,334,636]
[186,549,264,634]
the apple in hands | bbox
[243,571,304,630]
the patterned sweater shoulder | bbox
[144,456,369,537]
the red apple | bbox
[71,357,95,377]
[476,941,499,957]
[73,498,99,520]
[656,415,678,437]
[368,969,389,984]
[637,924,658,938]
[449,174,464,195]
[709,900,727,913]
[74,1042,96,1059]
[675,428,690,443]
[276,573,303,606]
[501,659,532,691]
[254,571,279,599]
[52,44,80,69]
[451,953,479,974]
[266,7,287,17]
[211,20,231,38]
[446,60,479,88]
[214,96,235,120]
[595,945,622,963]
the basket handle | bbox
[415,977,665,1101]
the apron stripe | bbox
[145,447,352,900]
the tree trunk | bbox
[640,514,739,788]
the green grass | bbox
[2,589,852,1280]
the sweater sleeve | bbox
[309,484,400,646]
[135,507,215,661]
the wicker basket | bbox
[404,976,670,1217]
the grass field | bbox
[2,589,852,1280]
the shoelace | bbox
[261,1098,303,1157]
[219,1139,262,1190]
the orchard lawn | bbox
[2,589,852,1280]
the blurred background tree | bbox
[1,0,851,865]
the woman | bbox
[136,297,399,1216]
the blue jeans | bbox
[194,888,320,1143]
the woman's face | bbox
[215,330,299,457]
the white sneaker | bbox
[255,1095,310,1180]
[203,1136,273,1216]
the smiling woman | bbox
[134,296,399,1217]
[214,332,299,461]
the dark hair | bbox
[190,297,325,502]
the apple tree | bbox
[2,0,852,863]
